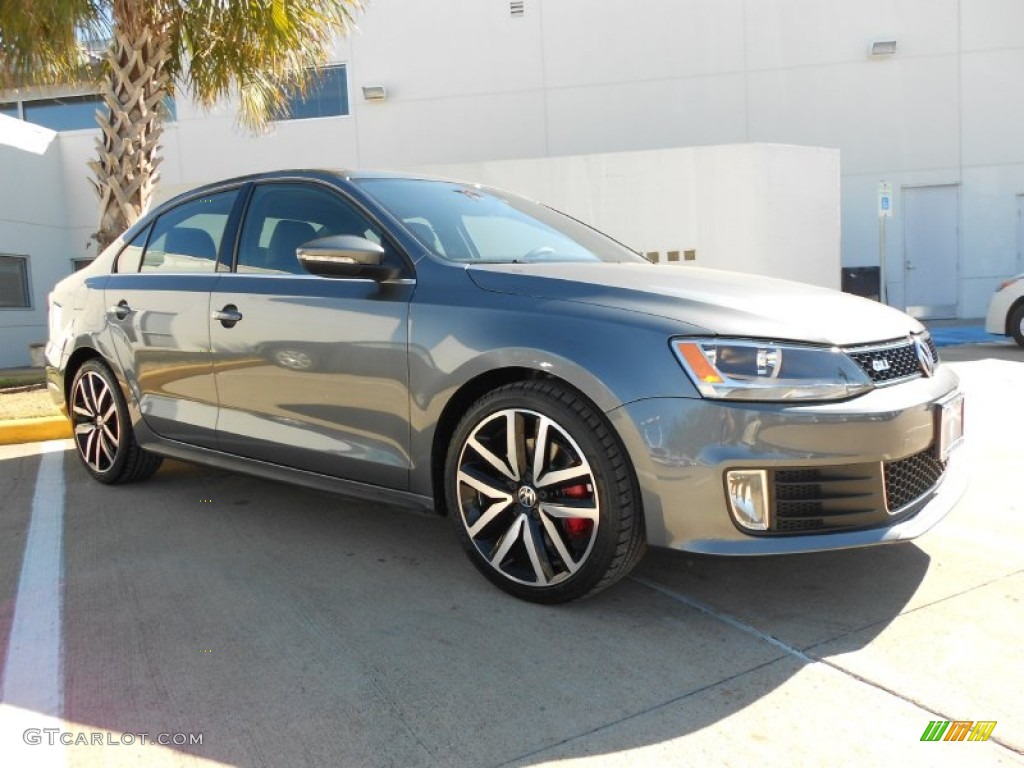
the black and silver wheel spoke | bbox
[457,407,600,587]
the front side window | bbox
[355,178,645,265]
[274,65,349,121]
[140,190,239,273]
[0,255,30,308]
[237,183,395,275]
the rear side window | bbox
[140,190,238,273]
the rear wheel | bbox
[69,359,162,484]
[446,380,646,603]
[1010,303,1024,347]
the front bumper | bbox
[608,364,966,555]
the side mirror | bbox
[296,235,400,280]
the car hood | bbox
[466,262,924,346]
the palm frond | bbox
[0,0,107,87]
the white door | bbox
[903,185,959,318]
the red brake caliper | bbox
[560,484,593,538]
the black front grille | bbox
[884,450,947,513]
[847,340,922,383]
[771,463,882,533]
[762,447,947,535]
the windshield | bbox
[354,178,646,265]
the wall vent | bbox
[510,1,525,18]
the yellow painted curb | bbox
[0,416,72,445]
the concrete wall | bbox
[419,143,840,289]
[0,116,72,368]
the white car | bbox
[985,274,1024,347]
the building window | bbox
[72,258,95,272]
[0,94,176,131]
[0,255,30,309]
[275,65,349,121]
[21,94,105,131]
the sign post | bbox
[878,182,893,304]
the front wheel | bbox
[69,359,163,484]
[1010,303,1024,347]
[446,380,646,603]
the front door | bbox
[209,181,414,489]
[903,185,959,318]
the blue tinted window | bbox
[276,65,349,121]
[0,102,18,119]
[22,94,104,131]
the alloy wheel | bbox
[455,408,600,586]
[71,370,121,473]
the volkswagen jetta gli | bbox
[47,170,967,603]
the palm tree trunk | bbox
[89,15,171,252]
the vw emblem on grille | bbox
[913,336,936,377]
[871,358,891,372]
[517,486,538,508]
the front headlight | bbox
[672,338,873,401]
[997,276,1022,292]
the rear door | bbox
[104,188,241,446]
[209,181,414,489]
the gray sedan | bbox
[46,170,966,603]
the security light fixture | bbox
[361,85,387,102]
[869,40,897,57]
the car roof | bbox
[147,168,458,218]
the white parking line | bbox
[1,441,66,766]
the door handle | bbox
[108,300,132,320]
[212,304,243,328]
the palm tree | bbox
[0,0,362,249]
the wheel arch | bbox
[429,365,635,517]
[63,345,104,405]
[1006,295,1024,336]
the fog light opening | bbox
[726,470,770,531]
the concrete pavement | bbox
[0,345,1021,766]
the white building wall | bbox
[418,144,840,290]
[4,0,1024,367]
[0,117,72,368]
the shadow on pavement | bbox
[1,455,930,767]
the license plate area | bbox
[934,392,965,461]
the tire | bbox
[446,380,646,603]
[69,359,163,484]
[1010,303,1024,347]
